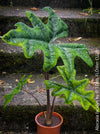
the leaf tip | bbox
[89,60,93,67]
[43,6,54,14]
[43,6,51,11]
[3,103,6,109]
[2,33,9,43]
[25,11,33,17]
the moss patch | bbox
[0,52,99,74]
[0,105,96,132]
[0,16,100,37]
[0,52,43,73]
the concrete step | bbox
[0,37,100,74]
[0,73,96,106]
[0,0,100,8]
[0,7,100,37]
[0,73,99,133]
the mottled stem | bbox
[50,97,56,118]
[22,89,42,111]
[41,50,52,125]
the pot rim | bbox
[35,111,63,129]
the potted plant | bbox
[1,7,99,134]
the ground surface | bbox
[0,6,100,134]
[0,37,100,54]
[0,7,100,19]
[0,73,97,107]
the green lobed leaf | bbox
[44,66,99,112]
[43,43,93,72]
[2,7,93,72]
[43,7,68,42]
[2,7,68,48]
[3,75,32,108]
[2,7,68,72]
[56,43,93,73]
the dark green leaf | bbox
[44,66,99,111]
[2,7,68,72]
[2,7,93,72]
[56,43,93,73]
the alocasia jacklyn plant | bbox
[1,7,99,125]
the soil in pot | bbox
[37,114,61,127]
[35,112,63,134]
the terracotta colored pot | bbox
[35,111,63,134]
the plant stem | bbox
[41,50,52,125]
[89,0,92,8]
[41,50,44,62]
[50,97,56,118]
[22,89,42,111]
[45,72,52,125]
[41,50,51,117]
[22,89,47,120]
